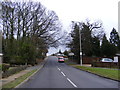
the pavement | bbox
[18,56,118,88]
[0,58,47,87]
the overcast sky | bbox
[6,0,120,55]
[33,0,119,55]
[37,0,118,34]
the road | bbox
[19,56,118,88]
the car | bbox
[99,58,113,62]
[58,56,64,63]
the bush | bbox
[0,64,2,75]
[2,63,10,72]
[0,64,2,71]
[10,56,26,65]
[2,65,27,78]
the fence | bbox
[82,57,100,64]
[91,62,119,68]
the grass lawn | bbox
[73,65,119,81]
[2,69,37,89]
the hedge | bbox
[2,65,27,78]
[2,63,10,72]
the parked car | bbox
[99,58,113,62]
[58,56,64,63]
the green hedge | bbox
[2,63,10,72]
[0,64,2,71]
[2,65,27,78]
[0,64,2,75]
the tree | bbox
[69,22,80,63]
[101,34,117,57]
[2,2,17,63]
[1,1,62,65]
[109,28,120,52]
[63,50,69,56]
[67,20,104,63]
[81,23,93,56]
[81,20,104,56]
[59,49,62,54]
[0,31,2,53]
[91,36,101,57]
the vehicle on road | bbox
[99,58,113,62]
[58,56,64,63]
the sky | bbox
[34,0,119,55]
[36,0,119,34]
[2,0,120,55]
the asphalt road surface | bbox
[19,56,119,88]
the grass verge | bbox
[2,69,37,89]
[73,65,119,81]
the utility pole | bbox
[78,23,82,66]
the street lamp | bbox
[78,22,82,66]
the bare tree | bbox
[1,1,62,64]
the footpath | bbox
[0,58,47,88]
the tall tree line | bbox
[1,2,62,65]
[67,20,120,64]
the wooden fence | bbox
[91,62,119,68]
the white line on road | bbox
[61,72,66,76]
[67,78,77,88]
[57,67,61,71]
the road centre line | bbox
[67,78,77,88]
[57,67,61,71]
[61,71,66,76]
[57,67,77,88]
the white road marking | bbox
[61,72,66,76]
[67,78,77,88]
[57,67,60,71]
[57,66,77,88]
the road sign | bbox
[114,56,118,62]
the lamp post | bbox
[0,30,2,64]
[78,23,82,66]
